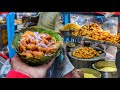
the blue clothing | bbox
[46,47,74,78]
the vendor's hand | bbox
[64,69,84,78]
[72,69,84,78]
[11,54,55,78]
[22,16,31,23]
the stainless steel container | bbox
[59,30,74,38]
[92,60,118,78]
[68,56,97,68]
[67,47,106,69]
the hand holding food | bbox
[11,54,55,78]
[12,28,63,66]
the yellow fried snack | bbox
[72,23,102,37]
[19,46,26,52]
[45,47,55,54]
[72,23,120,44]
[60,23,81,31]
[42,37,49,45]
[21,30,34,38]
[21,52,33,59]
[32,51,44,59]
[30,39,36,44]
[27,44,37,51]
[72,47,102,59]
[37,46,43,51]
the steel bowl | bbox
[92,60,118,78]
[67,47,106,69]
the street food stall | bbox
[0,12,120,78]
[60,12,120,78]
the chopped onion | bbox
[39,34,46,37]
[20,38,25,41]
[36,39,38,44]
[36,42,48,48]
[38,36,42,41]
[45,53,49,56]
[45,53,50,56]
[34,32,39,39]
[41,43,47,48]
[26,50,29,53]
[34,32,43,44]
[28,35,35,40]
[36,43,40,46]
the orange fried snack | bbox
[72,23,120,44]
[18,30,61,59]
[21,52,33,59]
[72,47,102,59]
[32,51,44,59]
[27,44,37,51]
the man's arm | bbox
[54,12,63,33]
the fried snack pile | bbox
[72,23,120,44]
[60,23,81,31]
[72,47,102,59]
[19,30,61,59]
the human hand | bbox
[11,54,55,78]
[72,69,84,78]
[22,16,31,23]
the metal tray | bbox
[59,29,74,38]
[69,35,120,48]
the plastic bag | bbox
[0,59,11,78]
[105,53,115,60]
[102,20,117,31]
[74,16,87,26]
[102,12,115,19]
